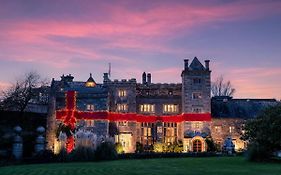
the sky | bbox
[0,0,281,99]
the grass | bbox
[0,157,280,175]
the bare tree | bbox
[211,75,235,97]
[0,71,48,113]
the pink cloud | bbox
[214,67,281,99]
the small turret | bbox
[147,73,152,84]
[142,72,147,84]
[85,73,96,87]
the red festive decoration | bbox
[66,136,75,153]
[56,90,211,123]
[57,90,212,153]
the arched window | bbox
[193,139,202,152]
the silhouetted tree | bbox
[0,71,48,114]
[211,75,235,97]
[242,104,281,161]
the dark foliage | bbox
[68,146,95,162]
[95,141,118,161]
[135,142,144,153]
[243,104,281,161]
[206,138,218,152]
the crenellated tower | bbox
[181,57,211,114]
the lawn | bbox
[0,157,280,175]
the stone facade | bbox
[46,57,279,153]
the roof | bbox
[189,57,205,71]
[86,73,96,84]
[211,97,279,119]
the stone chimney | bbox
[142,72,147,84]
[205,60,210,70]
[147,73,152,84]
[103,73,110,82]
[184,59,189,70]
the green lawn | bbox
[0,157,280,175]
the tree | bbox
[242,104,281,161]
[0,71,48,114]
[211,75,235,97]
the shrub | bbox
[153,142,164,153]
[95,141,118,161]
[136,142,144,153]
[56,148,68,162]
[115,143,124,154]
[206,138,218,152]
[246,142,270,162]
[68,146,95,162]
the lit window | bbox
[117,104,128,112]
[193,78,201,84]
[192,122,202,129]
[86,104,94,111]
[118,90,127,97]
[86,120,94,127]
[163,104,179,113]
[118,121,128,126]
[192,92,202,99]
[229,126,235,133]
[215,126,222,133]
[140,104,155,113]
[192,108,202,113]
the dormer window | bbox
[85,73,96,87]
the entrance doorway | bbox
[193,139,202,152]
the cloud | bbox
[216,67,281,99]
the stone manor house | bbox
[45,57,278,153]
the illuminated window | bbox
[229,126,235,133]
[86,104,94,111]
[163,104,179,113]
[192,107,202,113]
[118,121,128,126]
[192,122,202,129]
[192,92,202,99]
[140,104,155,113]
[86,120,94,127]
[118,90,127,97]
[215,126,222,133]
[117,104,128,112]
[85,81,96,87]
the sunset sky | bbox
[0,0,281,99]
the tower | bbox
[181,57,211,113]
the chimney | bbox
[205,60,210,70]
[147,73,152,84]
[142,72,147,84]
[184,59,189,70]
[103,73,110,82]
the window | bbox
[192,122,202,129]
[140,104,155,113]
[192,92,202,99]
[229,126,235,133]
[193,78,201,84]
[86,104,94,111]
[118,89,127,97]
[86,120,94,127]
[215,126,222,133]
[163,104,179,113]
[118,121,128,126]
[192,107,202,113]
[117,104,128,112]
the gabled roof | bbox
[189,57,205,70]
[87,73,96,83]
